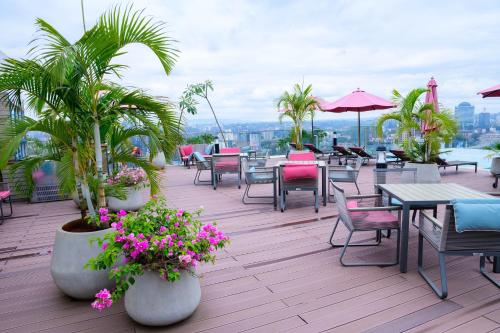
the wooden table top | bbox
[378,183,492,204]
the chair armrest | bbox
[348,206,401,212]
[345,194,381,199]
[486,192,500,197]
[420,210,442,229]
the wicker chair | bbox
[211,153,241,190]
[0,182,13,225]
[418,206,500,299]
[330,183,401,266]
[241,158,275,204]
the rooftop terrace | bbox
[1,162,500,333]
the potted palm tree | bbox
[0,6,180,299]
[277,83,319,150]
[376,88,458,183]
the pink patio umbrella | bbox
[478,84,500,98]
[422,77,439,132]
[319,88,394,146]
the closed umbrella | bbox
[422,77,439,132]
[319,88,394,146]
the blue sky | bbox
[1,0,500,121]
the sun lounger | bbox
[348,147,374,165]
[333,146,357,165]
[435,157,477,173]
[389,149,411,167]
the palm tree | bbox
[376,88,457,163]
[277,83,318,150]
[0,6,180,213]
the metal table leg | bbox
[400,203,410,273]
[494,257,500,273]
[273,167,277,210]
[322,166,327,206]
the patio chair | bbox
[418,203,500,299]
[179,145,194,168]
[348,147,375,165]
[333,146,358,165]
[241,158,275,204]
[328,157,363,201]
[0,182,13,225]
[279,163,319,213]
[330,183,401,266]
[435,157,478,173]
[389,149,411,167]
[373,168,437,224]
[288,151,316,161]
[192,152,212,185]
[212,153,241,190]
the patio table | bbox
[377,183,493,273]
[273,160,327,209]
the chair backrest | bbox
[204,144,214,155]
[436,206,500,252]
[221,147,241,154]
[334,146,350,155]
[288,152,316,161]
[434,157,447,166]
[390,149,410,161]
[179,145,193,157]
[349,147,371,158]
[373,167,417,185]
[332,184,354,231]
[192,152,210,169]
[212,154,240,173]
[304,143,322,154]
[281,164,318,186]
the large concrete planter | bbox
[406,162,441,184]
[125,270,201,326]
[152,152,166,170]
[107,186,149,212]
[51,220,114,300]
[491,156,500,175]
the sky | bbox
[1,0,500,122]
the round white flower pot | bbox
[125,270,201,326]
[405,162,441,184]
[152,152,166,170]
[491,156,500,175]
[51,220,114,300]
[107,186,150,212]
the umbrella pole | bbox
[357,112,361,147]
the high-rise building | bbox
[454,102,474,130]
[478,112,491,130]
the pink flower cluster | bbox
[107,166,147,187]
[91,289,113,311]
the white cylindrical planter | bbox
[406,162,441,184]
[51,220,114,300]
[152,152,166,170]
[125,270,201,326]
[107,186,150,212]
[491,156,500,175]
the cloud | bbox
[1,0,500,121]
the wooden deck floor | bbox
[1,161,500,333]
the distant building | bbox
[454,102,474,130]
[249,132,261,149]
[478,112,491,130]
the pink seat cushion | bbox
[179,145,193,157]
[221,147,241,154]
[350,210,398,223]
[283,165,317,181]
[0,190,11,199]
[347,200,358,209]
[288,152,316,161]
[214,161,239,172]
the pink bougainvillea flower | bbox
[117,210,127,218]
[101,243,108,251]
[91,289,113,311]
[98,207,108,216]
[100,215,110,223]
[159,226,167,233]
[177,240,183,247]
[174,222,179,228]
[179,254,192,265]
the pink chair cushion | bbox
[350,210,398,223]
[179,145,193,157]
[0,190,11,199]
[288,152,316,161]
[347,200,358,209]
[283,165,317,181]
[220,147,241,154]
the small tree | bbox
[277,83,318,150]
[182,80,226,146]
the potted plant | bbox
[0,6,180,300]
[376,88,458,183]
[86,196,229,326]
[106,167,150,211]
[277,83,319,150]
[485,142,500,176]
